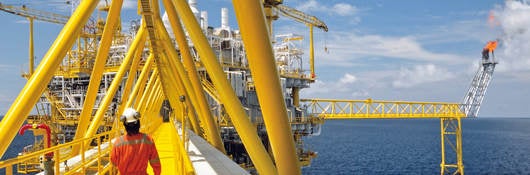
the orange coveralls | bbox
[111,133,161,175]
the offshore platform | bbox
[0,0,496,174]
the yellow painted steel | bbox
[126,54,154,109]
[156,28,203,138]
[293,87,300,107]
[440,118,464,175]
[152,122,195,175]
[303,98,466,174]
[0,131,113,175]
[233,1,300,175]
[301,98,466,119]
[116,35,146,116]
[173,0,278,174]
[138,77,161,115]
[73,0,124,153]
[84,12,144,147]
[138,0,204,142]
[161,0,225,152]
[137,72,159,113]
[155,17,225,152]
[29,18,34,76]
[0,0,98,157]
[309,25,315,78]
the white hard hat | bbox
[121,108,140,123]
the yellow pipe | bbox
[142,80,161,114]
[233,0,301,174]
[264,6,275,39]
[456,118,464,174]
[293,87,300,107]
[116,33,147,115]
[73,0,124,152]
[309,25,315,78]
[440,118,446,175]
[173,1,277,174]
[0,0,98,157]
[85,2,142,145]
[28,18,34,76]
[142,0,202,135]
[156,2,224,151]
[126,54,154,109]
[137,76,160,112]
[157,50,202,135]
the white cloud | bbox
[333,3,358,16]
[296,0,358,17]
[318,31,469,67]
[302,73,362,98]
[123,0,137,9]
[494,0,530,73]
[97,0,137,10]
[392,64,455,88]
[339,73,357,84]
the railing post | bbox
[6,165,13,175]
[440,118,446,175]
[55,149,60,174]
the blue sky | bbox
[0,0,529,117]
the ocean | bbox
[2,118,530,174]
[302,118,530,174]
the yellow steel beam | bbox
[0,0,98,157]
[139,0,201,141]
[173,0,278,174]
[84,1,141,146]
[301,98,466,119]
[128,54,154,109]
[134,70,160,110]
[309,25,315,78]
[73,0,124,152]
[233,0,300,174]
[157,13,224,152]
[28,18,34,76]
[116,34,146,116]
[162,0,225,153]
[440,118,464,175]
[156,26,205,138]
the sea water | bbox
[302,118,530,174]
[2,118,530,174]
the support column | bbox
[28,18,34,76]
[233,0,301,174]
[440,118,464,175]
[309,25,315,78]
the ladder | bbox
[461,59,497,117]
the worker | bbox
[482,40,498,61]
[111,108,161,175]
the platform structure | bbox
[301,98,466,175]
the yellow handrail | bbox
[301,98,466,119]
[0,131,114,175]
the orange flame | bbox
[484,41,498,52]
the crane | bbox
[0,3,69,76]
[263,1,328,79]
[273,4,327,80]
